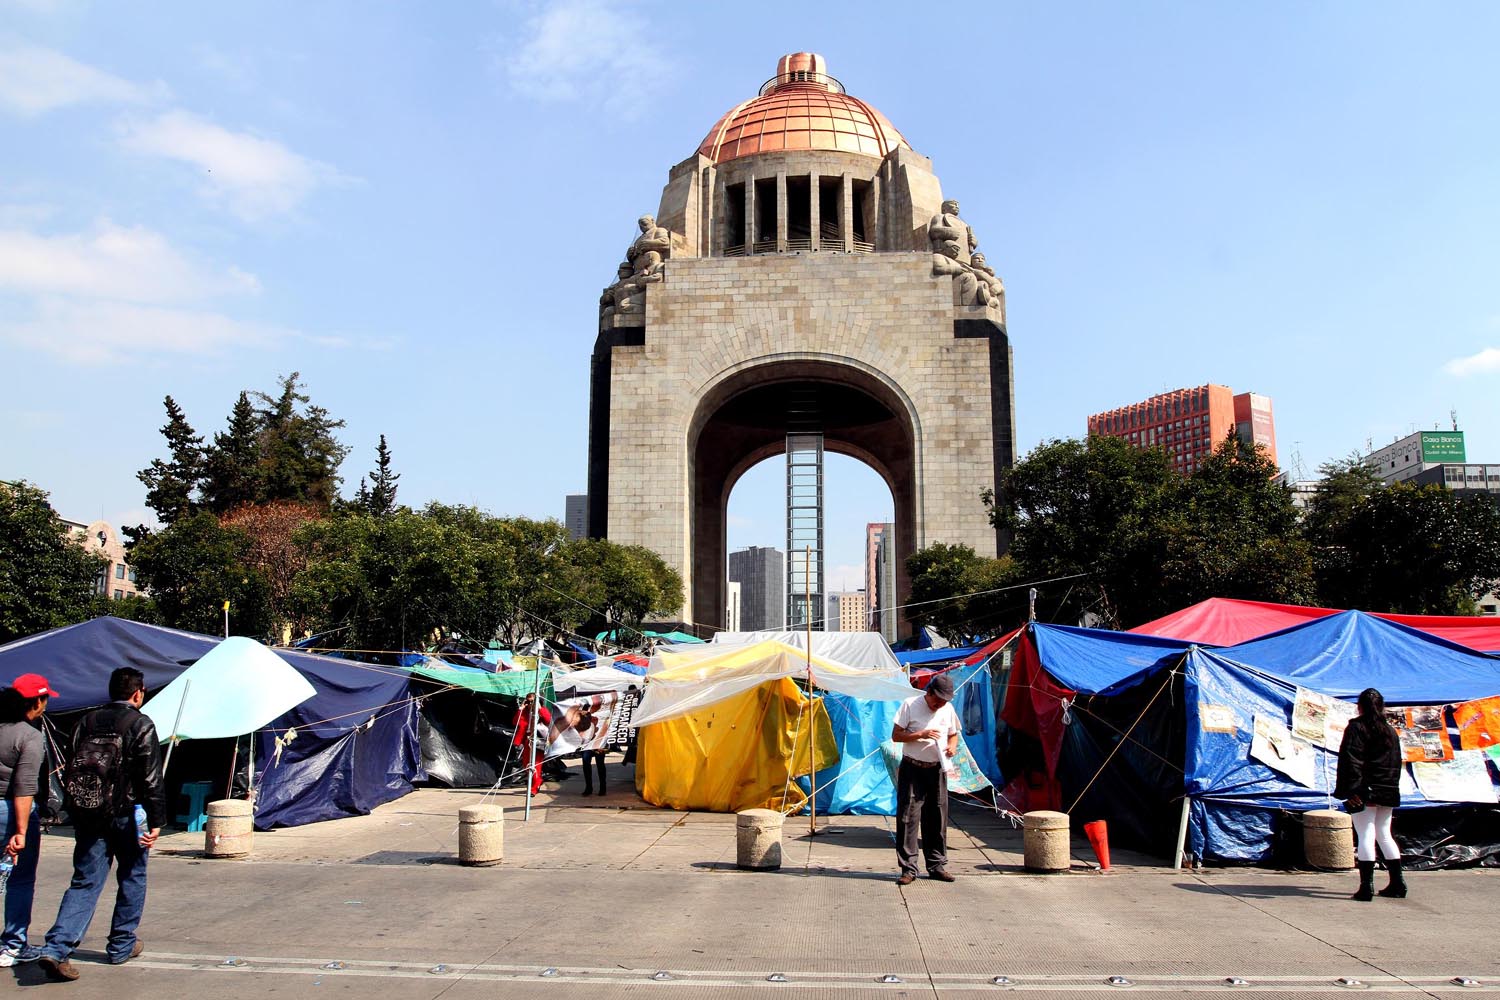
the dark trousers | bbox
[580,750,606,792]
[41,816,148,964]
[896,758,949,875]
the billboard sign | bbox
[1420,431,1466,463]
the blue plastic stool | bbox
[177,781,213,832]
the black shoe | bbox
[895,872,916,886]
[581,788,593,797]
[1378,859,1408,898]
[38,955,81,981]
[930,869,956,882]
[1352,860,1375,901]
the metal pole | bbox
[524,658,544,823]
[161,678,191,778]
[223,600,229,639]
[1028,588,1037,623]
[1173,795,1192,870]
[806,545,816,837]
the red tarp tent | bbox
[1131,598,1500,652]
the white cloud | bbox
[117,110,341,220]
[0,219,260,302]
[493,0,664,115]
[0,43,166,116]
[1443,347,1500,377]
[0,298,293,364]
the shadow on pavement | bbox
[1173,881,1349,899]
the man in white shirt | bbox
[891,671,961,885]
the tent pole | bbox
[806,545,816,838]
[1173,794,1191,870]
[247,729,255,804]
[161,678,191,779]
[226,738,239,800]
[525,658,544,823]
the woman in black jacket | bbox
[1334,688,1406,901]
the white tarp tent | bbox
[710,631,905,673]
[631,638,914,728]
[552,664,644,694]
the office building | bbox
[728,545,784,632]
[1087,384,1278,475]
[725,581,742,632]
[865,522,898,641]
[564,494,589,540]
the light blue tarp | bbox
[1030,623,1194,695]
[1182,612,1500,861]
[798,693,900,815]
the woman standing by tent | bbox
[1334,688,1407,901]
[0,674,59,966]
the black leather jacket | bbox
[73,701,167,829]
[1334,714,1402,808]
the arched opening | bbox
[687,359,919,637]
[725,453,895,633]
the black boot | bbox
[1352,860,1375,901]
[1378,858,1408,898]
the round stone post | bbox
[1023,810,1071,872]
[1302,808,1355,870]
[204,799,254,859]
[736,808,784,869]
[458,804,505,867]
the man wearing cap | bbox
[891,671,962,885]
[1,673,58,967]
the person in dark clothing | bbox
[1334,687,1406,902]
[576,707,607,797]
[37,668,166,982]
[0,674,59,968]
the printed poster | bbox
[1404,705,1445,731]
[1398,727,1453,764]
[1250,714,1318,788]
[1454,696,1500,751]
[879,740,992,795]
[1411,750,1499,804]
[1322,699,1360,753]
[1200,704,1239,734]
[1291,689,1330,744]
[545,692,620,756]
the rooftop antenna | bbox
[1291,441,1305,482]
[1451,408,1459,432]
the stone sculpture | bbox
[969,252,1005,311]
[926,200,976,262]
[601,216,676,324]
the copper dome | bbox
[698,53,910,165]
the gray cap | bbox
[927,672,956,702]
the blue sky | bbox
[4,1,1498,590]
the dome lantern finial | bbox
[765,52,839,94]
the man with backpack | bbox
[36,668,165,982]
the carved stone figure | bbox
[599,261,633,322]
[926,199,976,263]
[969,252,1005,311]
[627,214,673,280]
[931,241,980,306]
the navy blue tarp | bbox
[0,617,423,829]
[1030,622,1194,695]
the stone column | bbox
[841,173,854,252]
[746,173,757,255]
[776,171,788,252]
[809,172,820,251]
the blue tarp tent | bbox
[0,617,423,829]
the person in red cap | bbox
[891,670,961,885]
[1,673,58,967]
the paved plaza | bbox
[5,771,1497,998]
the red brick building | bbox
[1087,385,1277,475]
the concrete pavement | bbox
[5,774,1498,998]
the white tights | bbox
[1351,805,1399,862]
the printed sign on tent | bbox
[1411,750,1499,804]
[1250,714,1318,788]
[1398,727,1453,764]
[878,741,991,795]
[1200,704,1238,734]
[545,692,620,757]
[1290,688,1359,752]
[1454,695,1500,751]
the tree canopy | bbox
[0,482,109,645]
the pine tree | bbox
[201,391,263,512]
[365,434,400,517]
[136,396,205,526]
[253,373,349,509]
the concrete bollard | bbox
[204,799,254,859]
[735,808,784,870]
[1023,810,1071,872]
[1303,808,1355,870]
[458,804,505,867]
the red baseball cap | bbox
[10,673,58,699]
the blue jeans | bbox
[40,816,148,964]
[0,800,42,953]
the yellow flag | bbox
[222,600,230,611]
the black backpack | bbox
[64,714,129,822]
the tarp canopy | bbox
[1134,598,1500,652]
[711,631,904,672]
[143,636,316,740]
[552,665,645,694]
[406,658,556,700]
[1030,623,1195,696]
[633,639,914,728]
[0,617,422,830]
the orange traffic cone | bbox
[1083,820,1111,871]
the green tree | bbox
[253,372,349,509]
[353,434,400,517]
[0,482,108,644]
[127,511,272,637]
[1311,483,1500,614]
[560,538,684,641]
[136,396,205,525]
[201,391,263,512]
[906,542,1020,643]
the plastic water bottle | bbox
[133,804,149,846]
[0,853,13,894]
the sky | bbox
[4,1,1499,591]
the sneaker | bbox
[0,945,42,968]
[38,955,81,981]
[111,940,145,965]
[929,868,956,882]
[895,872,916,886]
